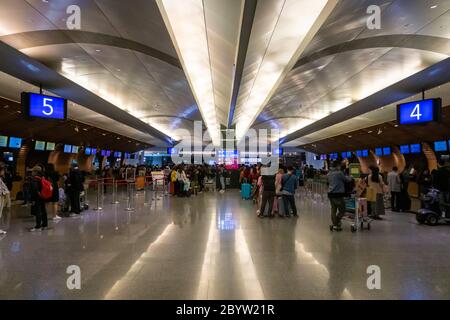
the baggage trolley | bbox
[351,197,372,232]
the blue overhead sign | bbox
[397,98,441,125]
[22,92,67,120]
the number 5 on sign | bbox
[43,98,54,116]
[410,103,422,120]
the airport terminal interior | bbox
[1,0,450,300]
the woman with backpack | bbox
[29,165,49,232]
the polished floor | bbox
[1,188,450,300]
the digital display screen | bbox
[85,147,91,156]
[397,98,441,125]
[35,140,46,151]
[375,148,383,157]
[0,136,7,147]
[383,147,391,156]
[400,145,410,154]
[106,150,111,157]
[124,152,130,159]
[9,137,22,149]
[320,154,327,160]
[434,141,448,152]
[329,153,338,160]
[168,147,177,155]
[64,145,72,153]
[23,92,67,120]
[71,146,79,154]
[410,144,421,154]
[273,148,283,156]
[46,142,55,151]
[362,150,369,157]
[356,150,362,157]
[341,152,348,158]
[91,148,97,155]
[114,152,122,158]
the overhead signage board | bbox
[397,98,441,125]
[22,92,67,120]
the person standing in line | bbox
[387,166,401,212]
[258,172,276,218]
[29,166,48,232]
[274,168,285,215]
[367,166,386,219]
[47,167,62,220]
[281,166,299,218]
[219,166,227,194]
[69,164,84,216]
[0,165,10,235]
[432,159,450,206]
[418,169,432,196]
[327,161,353,231]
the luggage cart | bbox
[350,197,372,232]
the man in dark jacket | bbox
[281,167,299,217]
[29,165,48,232]
[68,164,84,216]
[327,161,353,231]
[432,160,450,206]
[259,174,276,218]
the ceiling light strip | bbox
[157,0,221,146]
[235,0,338,142]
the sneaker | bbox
[257,214,265,218]
[293,214,299,218]
[333,226,343,232]
[53,215,62,220]
[29,227,42,232]
[41,226,49,230]
[0,229,6,235]
[256,210,261,214]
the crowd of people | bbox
[1,158,450,234]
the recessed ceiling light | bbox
[367,130,373,134]
[42,0,49,3]
[83,128,88,131]
[102,133,106,136]
[394,124,399,128]
[430,5,438,9]
[95,49,102,52]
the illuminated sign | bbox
[35,141,46,151]
[22,92,67,120]
[434,141,448,152]
[397,98,441,125]
[46,142,55,151]
[9,137,22,149]
[0,136,7,147]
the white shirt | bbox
[0,177,9,195]
[387,171,401,192]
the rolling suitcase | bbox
[241,183,251,200]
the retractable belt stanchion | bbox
[153,179,161,201]
[144,178,152,207]
[93,179,104,211]
[125,181,136,211]
[111,178,120,204]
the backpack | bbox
[37,177,53,200]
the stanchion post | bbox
[93,179,103,211]
[124,181,135,211]
[111,178,120,204]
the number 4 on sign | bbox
[411,103,422,120]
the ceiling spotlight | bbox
[83,128,88,131]
[348,135,352,138]
[74,126,79,133]
[394,124,399,128]
[117,137,121,140]
[430,5,438,9]
[367,130,373,134]
[377,128,383,135]
[95,49,102,52]
[102,133,107,136]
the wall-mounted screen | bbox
[434,140,448,152]
[114,151,122,158]
[64,144,72,153]
[91,148,97,155]
[400,145,410,154]
[46,142,55,151]
[362,150,369,157]
[22,92,67,120]
[410,144,421,154]
[375,148,383,157]
[383,147,391,156]
[9,137,22,149]
[35,140,46,151]
[0,136,7,147]
[356,150,362,157]
[320,154,327,160]
[85,147,91,156]
[71,146,79,154]
[397,98,442,125]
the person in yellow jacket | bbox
[170,167,178,196]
